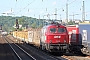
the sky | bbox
[0,0,90,20]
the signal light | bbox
[16,19,19,29]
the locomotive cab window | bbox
[50,28,56,33]
[58,28,66,33]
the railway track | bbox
[3,36,36,60]
[6,35,63,60]
[2,35,90,60]
[0,35,18,60]
[8,35,90,60]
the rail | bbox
[3,36,36,60]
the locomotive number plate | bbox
[54,36,61,38]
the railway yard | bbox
[0,0,90,60]
[0,35,90,60]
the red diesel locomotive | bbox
[66,25,81,53]
[40,23,69,52]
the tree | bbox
[31,22,37,28]
[68,21,75,25]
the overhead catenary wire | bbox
[69,0,90,19]
[57,0,87,19]
[1,0,89,20]
[13,0,18,15]
[57,0,77,12]
[16,0,35,14]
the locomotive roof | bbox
[42,24,65,29]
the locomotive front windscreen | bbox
[50,28,66,33]
[58,28,66,33]
[50,28,56,33]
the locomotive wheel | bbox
[26,41,29,44]
[42,45,44,50]
[40,45,45,50]
[40,42,45,50]
[40,39,45,50]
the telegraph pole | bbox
[82,0,85,22]
[39,15,40,27]
[66,0,68,24]
[43,15,45,26]
[55,8,57,20]
[60,14,61,20]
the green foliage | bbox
[68,21,75,25]
[18,28,23,31]
[31,22,37,28]
[0,16,43,32]
[0,16,77,32]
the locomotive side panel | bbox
[66,25,83,53]
[66,25,79,45]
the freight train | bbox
[13,22,69,53]
[13,22,90,55]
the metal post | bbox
[60,14,61,20]
[82,0,85,22]
[73,12,74,21]
[39,15,40,27]
[55,8,57,20]
[43,15,44,26]
[66,0,68,24]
